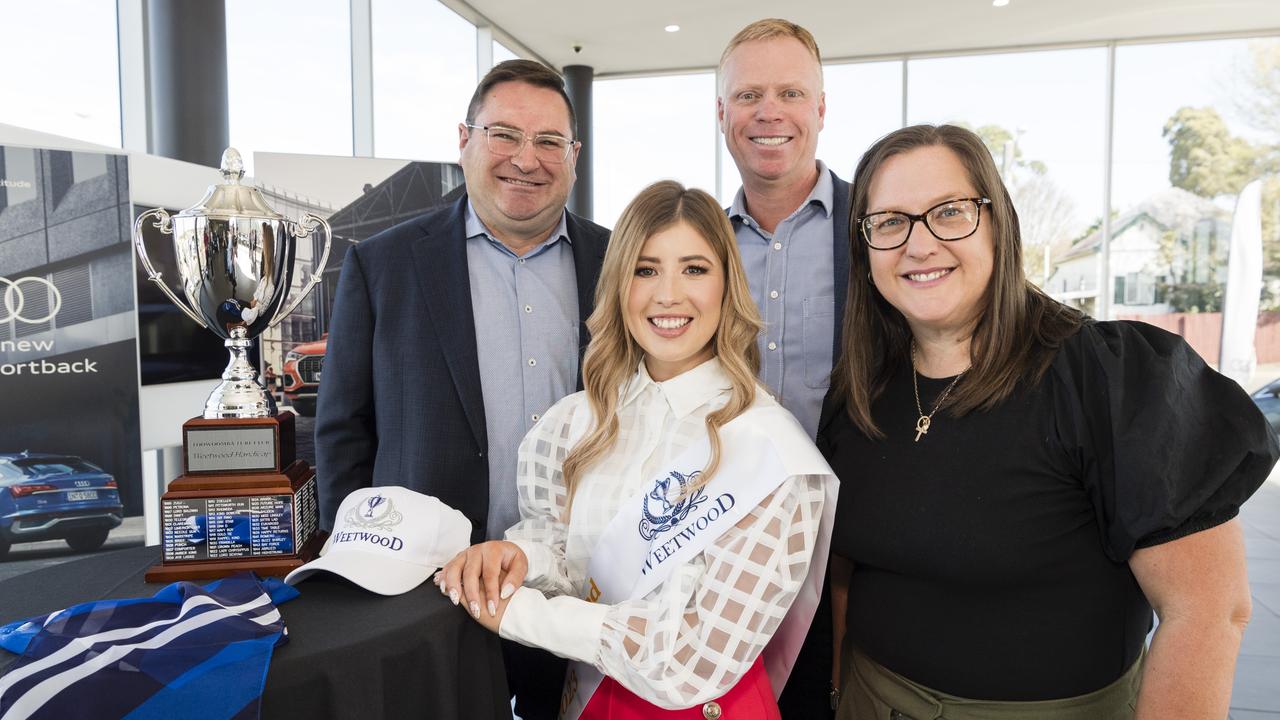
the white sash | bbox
[560,404,838,720]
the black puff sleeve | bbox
[1051,320,1279,562]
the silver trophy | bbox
[132,148,332,419]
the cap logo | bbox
[285,486,474,595]
[344,493,403,531]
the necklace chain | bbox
[910,342,968,443]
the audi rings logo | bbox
[1,277,62,324]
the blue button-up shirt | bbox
[466,204,579,539]
[729,162,836,438]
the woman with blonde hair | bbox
[440,180,838,719]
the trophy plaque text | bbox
[134,148,331,582]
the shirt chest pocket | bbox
[802,295,834,389]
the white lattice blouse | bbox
[499,358,828,709]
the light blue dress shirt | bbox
[466,203,579,539]
[729,161,836,438]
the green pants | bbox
[837,647,1143,720]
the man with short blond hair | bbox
[718,17,823,79]
[717,18,846,439]
[718,18,850,719]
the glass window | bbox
[71,152,108,184]
[0,461,21,483]
[820,61,904,181]
[908,48,1108,293]
[226,0,353,175]
[0,1,121,146]
[493,41,519,65]
[717,60,904,205]
[18,460,80,476]
[594,73,717,227]
[372,0,477,162]
[2,148,39,206]
[1110,37,1280,377]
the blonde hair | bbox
[718,18,823,94]
[562,181,763,515]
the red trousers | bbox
[579,656,780,719]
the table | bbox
[0,546,512,719]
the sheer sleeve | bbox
[1051,320,1279,561]
[503,393,583,596]
[593,473,826,709]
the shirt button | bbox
[531,414,540,422]
[702,702,722,720]
[769,290,779,299]
[767,341,777,351]
[527,358,537,367]
[518,258,526,264]
[524,304,533,313]
[773,242,782,251]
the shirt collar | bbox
[465,200,571,255]
[620,357,733,418]
[728,160,835,230]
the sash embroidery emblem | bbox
[638,470,707,541]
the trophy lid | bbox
[180,148,284,220]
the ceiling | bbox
[443,0,1280,76]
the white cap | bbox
[284,486,471,595]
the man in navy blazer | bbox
[717,19,851,720]
[316,59,608,720]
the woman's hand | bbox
[435,540,529,625]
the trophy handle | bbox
[132,208,210,330]
[269,213,333,329]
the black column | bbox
[563,65,593,221]
[147,0,229,167]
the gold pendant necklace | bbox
[911,342,968,442]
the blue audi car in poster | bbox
[0,452,123,559]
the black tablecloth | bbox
[0,546,512,719]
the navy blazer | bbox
[315,195,609,542]
[830,171,852,359]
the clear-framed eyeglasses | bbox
[463,124,578,164]
[857,197,992,250]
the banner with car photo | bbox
[251,152,466,465]
[0,145,141,566]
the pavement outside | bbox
[1233,472,1280,719]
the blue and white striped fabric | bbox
[0,573,298,720]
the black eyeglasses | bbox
[857,197,992,250]
[463,124,578,164]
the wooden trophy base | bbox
[146,415,324,583]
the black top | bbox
[821,320,1278,701]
